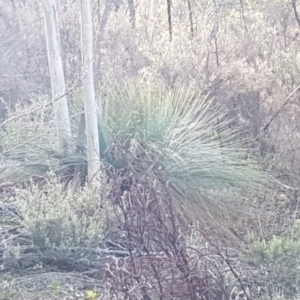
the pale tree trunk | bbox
[80,0,101,184]
[94,0,114,73]
[42,0,72,153]
[127,0,136,29]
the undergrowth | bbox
[16,173,111,249]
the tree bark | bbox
[80,0,101,184]
[291,0,300,29]
[94,0,114,74]
[187,0,194,39]
[42,0,72,154]
[127,0,136,29]
[167,0,172,41]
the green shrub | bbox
[16,173,111,249]
[248,225,300,297]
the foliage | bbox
[97,80,267,225]
[248,225,300,297]
[0,96,57,151]
[0,78,270,298]
[1,0,300,298]
[1,79,268,228]
[92,80,268,299]
[85,290,100,299]
[16,173,111,249]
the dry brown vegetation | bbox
[1,0,300,299]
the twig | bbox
[291,0,300,29]
[261,84,300,132]
[0,81,81,130]
[167,0,172,42]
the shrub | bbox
[16,173,111,249]
[97,80,268,228]
[248,225,300,298]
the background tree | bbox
[80,0,101,184]
[42,0,72,154]
[127,0,136,28]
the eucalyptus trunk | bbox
[80,0,101,184]
[42,0,72,153]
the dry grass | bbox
[0,272,103,300]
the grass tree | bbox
[80,0,101,185]
[42,0,72,154]
[97,81,268,227]
[97,81,269,298]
